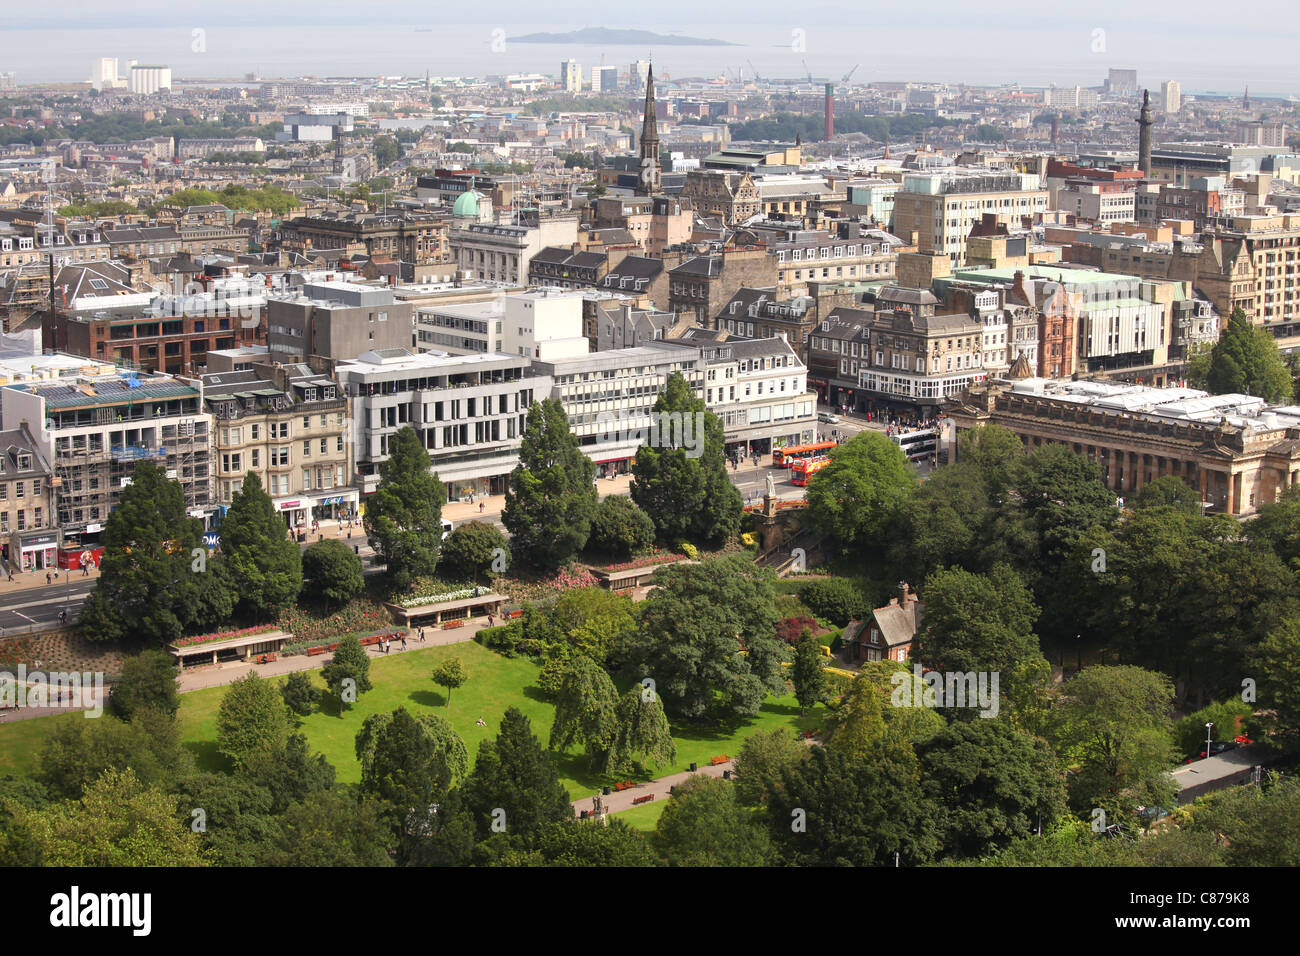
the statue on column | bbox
[765,471,776,505]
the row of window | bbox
[0,479,40,500]
[0,508,42,532]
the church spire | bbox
[637,63,661,195]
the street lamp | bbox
[1205,721,1214,759]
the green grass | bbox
[0,643,826,800]
[611,798,668,832]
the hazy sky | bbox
[4,2,1297,93]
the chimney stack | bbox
[898,581,911,607]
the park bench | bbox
[710,755,730,766]
[256,654,278,664]
[306,646,328,656]
[631,794,654,806]
[507,609,524,619]
[442,619,465,629]
[613,780,636,792]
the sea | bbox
[1,20,1296,98]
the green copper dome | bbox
[452,190,481,217]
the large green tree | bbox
[438,520,508,582]
[503,399,598,570]
[629,372,742,546]
[616,555,784,719]
[111,649,180,720]
[805,431,917,550]
[80,460,228,646]
[791,628,828,715]
[301,539,364,610]
[588,495,656,557]
[321,635,373,711]
[364,425,447,589]
[651,776,771,866]
[917,719,1066,858]
[216,672,290,770]
[219,471,302,619]
[1206,307,1293,403]
[1047,665,1178,814]
[461,707,572,839]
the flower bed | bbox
[601,553,686,573]
[553,567,598,591]
[281,627,404,657]
[276,601,391,645]
[172,624,279,650]
[399,587,477,609]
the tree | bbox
[260,790,395,867]
[372,135,401,168]
[356,707,468,862]
[616,555,784,720]
[791,628,828,715]
[629,372,742,546]
[611,686,676,774]
[79,460,221,646]
[917,564,1043,704]
[1184,774,1300,866]
[822,670,892,759]
[917,719,1066,858]
[958,423,1024,496]
[543,586,637,664]
[1129,475,1202,514]
[503,400,597,570]
[280,671,318,716]
[438,520,508,582]
[766,743,940,866]
[731,728,810,808]
[244,733,336,814]
[1048,665,1178,814]
[174,772,278,867]
[321,635,372,711]
[216,672,290,770]
[888,461,993,582]
[36,709,190,800]
[652,776,771,866]
[804,431,917,550]
[363,426,447,589]
[1246,483,1300,573]
[111,649,180,720]
[549,655,621,769]
[588,495,655,557]
[217,471,302,619]
[1174,699,1253,756]
[1206,308,1294,402]
[431,657,467,706]
[461,707,572,839]
[798,577,869,625]
[301,539,364,610]
[533,818,658,866]
[13,768,209,867]
[1252,618,1300,752]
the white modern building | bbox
[128,65,172,95]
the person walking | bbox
[479,501,485,513]
[46,571,51,585]
[418,626,426,643]
[487,613,495,628]
[400,633,408,651]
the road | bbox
[0,405,929,628]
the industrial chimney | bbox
[824,83,834,141]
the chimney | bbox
[1012,269,1026,302]
[898,581,911,607]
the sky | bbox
[3,2,1297,95]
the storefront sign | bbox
[276,500,302,512]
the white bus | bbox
[891,428,938,462]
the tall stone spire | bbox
[1137,89,1154,177]
[637,63,661,196]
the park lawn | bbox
[611,798,668,832]
[0,642,828,801]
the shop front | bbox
[312,491,359,523]
[594,457,631,479]
[13,530,60,573]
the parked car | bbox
[817,412,839,424]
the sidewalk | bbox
[572,759,736,816]
[0,565,99,600]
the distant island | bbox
[510,27,739,46]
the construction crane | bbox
[748,59,761,83]
[803,60,813,83]
[842,64,859,84]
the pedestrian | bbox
[46,571,51,585]
[479,502,485,513]
[383,639,390,654]
[82,562,89,576]
[401,634,407,650]
[418,626,426,643]
[487,613,494,627]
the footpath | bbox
[571,759,737,818]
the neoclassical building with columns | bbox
[947,376,1300,516]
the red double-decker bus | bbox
[773,440,836,467]
[791,456,830,486]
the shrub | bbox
[589,496,655,557]
[301,539,364,610]
[476,621,523,657]
[679,542,700,560]
[281,671,318,716]
[798,577,869,626]
[775,616,820,645]
[438,520,508,580]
